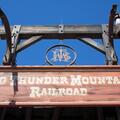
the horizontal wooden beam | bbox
[0,65,120,72]
[0,25,120,39]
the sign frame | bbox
[0,65,120,107]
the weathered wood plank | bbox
[0,65,120,72]
[0,25,120,39]
[0,66,119,106]
[16,36,42,53]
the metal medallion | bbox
[46,45,77,65]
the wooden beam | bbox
[3,25,21,65]
[97,108,104,120]
[102,25,118,65]
[16,36,42,53]
[51,108,61,120]
[0,108,6,120]
[116,107,120,120]
[0,25,120,39]
[25,108,32,120]
[0,8,11,50]
[43,109,51,120]
[0,65,119,72]
[78,38,105,54]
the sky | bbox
[0,0,120,65]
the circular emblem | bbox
[46,45,77,65]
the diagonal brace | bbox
[16,35,43,53]
[78,37,105,54]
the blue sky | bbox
[0,0,120,65]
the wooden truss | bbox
[0,5,120,66]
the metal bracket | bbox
[102,24,118,65]
[58,24,64,33]
[3,25,21,65]
[58,24,64,40]
[11,25,21,53]
[11,25,21,65]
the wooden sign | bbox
[0,66,120,106]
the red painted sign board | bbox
[0,66,120,106]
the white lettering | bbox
[82,77,89,84]
[30,87,40,97]
[113,77,120,84]
[70,75,82,86]
[30,87,87,97]
[0,77,6,85]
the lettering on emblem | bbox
[46,45,77,65]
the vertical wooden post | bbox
[0,108,6,120]
[25,108,32,120]
[51,108,61,120]
[97,108,104,120]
